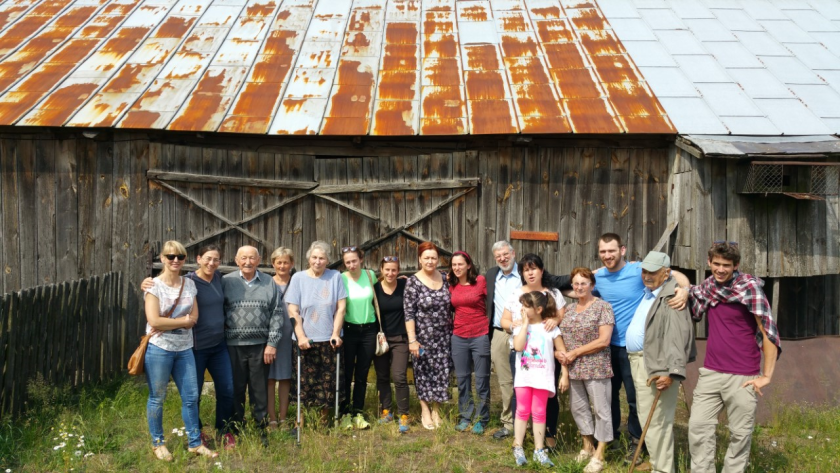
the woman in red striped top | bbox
[448,250,490,435]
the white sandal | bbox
[575,449,592,462]
[189,444,219,458]
[152,445,173,462]
[583,457,604,473]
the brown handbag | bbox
[127,278,185,375]
[365,269,389,356]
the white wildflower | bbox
[808,435,813,439]
[75,451,82,456]
[53,446,61,451]
[172,428,179,434]
[84,453,94,458]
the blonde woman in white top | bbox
[143,240,217,461]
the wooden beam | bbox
[154,180,271,250]
[398,229,454,256]
[327,187,476,268]
[182,192,310,250]
[315,195,380,222]
[653,222,678,253]
[771,277,780,319]
[510,230,559,242]
[147,170,318,190]
[311,179,479,195]
[675,137,703,159]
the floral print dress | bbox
[404,272,452,402]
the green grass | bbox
[0,374,838,472]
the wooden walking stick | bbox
[629,377,663,473]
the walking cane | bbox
[629,378,663,473]
[292,319,301,447]
[332,338,340,428]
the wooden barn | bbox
[0,0,839,412]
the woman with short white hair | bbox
[285,241,347,426]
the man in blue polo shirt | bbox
[592,234,689,463]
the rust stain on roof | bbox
[500,35,539,57]
[19,82,99,126]
[119,109,161,129]
[464,44,500,70]
[564,98,622,133]
[372,100,414,135]
[469,100,517,134]
[535,19,574,43]
[424,12,454,34]
[0,0,676,135]
[530,6,561,19]
[154,16,197,39]
[246,1,277,17]
[460,6,488,22]
[385,22,417,45]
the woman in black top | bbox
[372,256,411,433]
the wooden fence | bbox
[0,272,139,418]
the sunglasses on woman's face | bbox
[164,254,186,261]
[382,256,399,262]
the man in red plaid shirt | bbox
[686,242,781,473]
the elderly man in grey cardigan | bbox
[624,251,696,473]
[223,245,284,441]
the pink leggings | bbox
[514,387,550,424]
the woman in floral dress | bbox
[404,241,452,430]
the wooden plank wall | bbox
[668,147,840,278]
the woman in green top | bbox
[340,246,377,426]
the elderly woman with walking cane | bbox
[285,241,347,432]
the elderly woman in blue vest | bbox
[267,246,296,430]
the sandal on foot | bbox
[583,458,604,473]
[421,412,434,430]
[575,449,592,463]
[152,445,173,462]
[189,445,219,458]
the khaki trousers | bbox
[490,331,514,430]
[629,351,680,473]
[688,367,758,473]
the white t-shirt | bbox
[144,277,197,352]
[504,287,565,349]
[513,323,561,394]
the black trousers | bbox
[341,322,377,414]
[611,345,642,440]
[228,344,269,431]
[373,334,410,415]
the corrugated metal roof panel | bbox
[753,98,832,134]
[787,83,840,118]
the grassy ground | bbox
[1,373,838,472]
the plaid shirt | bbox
[689,271,781,358]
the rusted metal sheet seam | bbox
[0,0,148,125]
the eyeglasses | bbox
[164,254,186,261]
[341,246,358,253]
[713,240,739,247]
[572,282,591,287]
[382,256,399,262]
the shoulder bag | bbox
[128,277,185,375]
[365,269,389,356]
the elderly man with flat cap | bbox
[624,251,696,473]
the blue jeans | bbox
[145,344,201,448]
[193,340,235,434]
[611,345,642,440]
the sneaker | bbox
[471,421,485,435]
[625,438,645,465]
[353,413,371,430]
[399,414,410,434]
[492,427,512,440]
[340,414,354,430]
[379,409,394,424]
[512,446,527,466]
[533,448,555,468]
[454,419,470,432]
[222,433,236,451]
[199,431,212,448]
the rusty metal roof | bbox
[0,0,676,135]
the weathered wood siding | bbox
[668,147,840,337]
[668,147,840,278]
[0,131,671,295]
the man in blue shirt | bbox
[592,234,688,463]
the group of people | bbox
[140,233,780,473]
